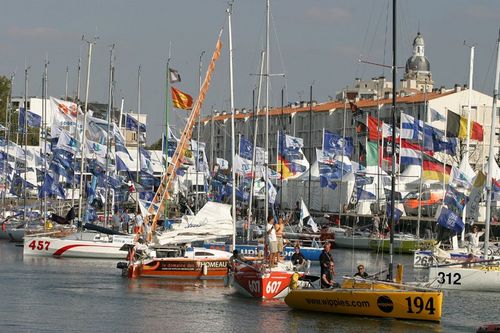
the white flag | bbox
[50,97,82,126]
[56,130,80,154]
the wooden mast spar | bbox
[147,30,224,231]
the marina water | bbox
[0,241,496,332]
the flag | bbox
[430,108,446,122]
[400,140,422,166]
[115,142,133,160]
[386,202,403,223]
[125,114,146,133]
[50,97,82,126]
[239,136,254,160]
[422,154,451,182]
[471,122,484,141]
[233,154,253,177]
[56,130,80,154]
[349,102,363,118]
[38,173,65,199]
[18,108,41,130]
[277,131,309,180]
[492,179,500,201]
[357,187,376,201]
[168,68,181,83]
[446,110,483,141]
[267,179,277,204]
[366,141,379,167]
[216,158,229,170]
[116,154,129,172]
[400,113,423,141]
[323,130,354,157]
[367,115,382,141]
[171,87,193,110]
[444,185,468,213]
[466,171,486,222]
[139,147,154,175]
[437,207,464,234]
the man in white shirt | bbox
[266,217,278,267]
[467,225,484,251]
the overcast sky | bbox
[1,0,499,142]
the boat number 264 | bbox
[28,240,50,251]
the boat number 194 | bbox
[28,240,50,251]
[405,297,435,314]
[437,272,461,285]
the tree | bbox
[0,75,11,129]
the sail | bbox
[154,202,233,245]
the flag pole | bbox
[104,44,114,228]
[165,52,171,225]
[195,50,205,214]
[136,66,141,216]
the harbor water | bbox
[0,241,497,333]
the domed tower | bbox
[402,32,434,91]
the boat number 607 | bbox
[28,240,50,251]
[266,281,282,294]
[248,280,260,293]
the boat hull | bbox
[285,288,443,322]
[128,258,229,280]
[23,236,133,259]
[334,236,372,250]
[370,239,436,254]
[428,265,500,291]
[232,263,295,299]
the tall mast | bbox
[23,64,29,221]
[388,0,397,281]
[104,44,115,227]
[247,50,265,242]
[78,37,96,223]
[227,2,236,250]
[65,66,69,100]
[2,73,14,211]
[195,50,205,214]
[136,66,141,215]
[308,85,312,208]
[462,44,475,228]
[42,58,49,227]
[165,50,171,222]
[264,0,270,227]
[484,30,500,260]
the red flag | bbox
[171,87,193,110]
[367,115,382,141]
[471,121,484,141]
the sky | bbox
[1,0,499,143]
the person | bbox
[266,216,278,267]
[354,264,369,278]
[463,253,477,268]
[143,220,152,243]
[466,225,484,250]
[121,209,131,234]
[372,214,380,236]
[291,245,310,272]
[275,216,285,261]
[229,249,245,270]
[321,261,338,288]
[134,210,144,241]
[319,242,333,287]
[111,210,121,232]
[294,201,301,223]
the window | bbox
[194,252,214,256]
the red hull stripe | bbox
[53,244,117,256]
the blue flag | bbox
[386,202,403,222]
[239,136,254,160]
[39,173,65,199]
[444,185,468,212]
[323,130,354,157]
[18,108,42,131]
[357,187,376,201]
[125,114,146,133]
[437,207,464,234]
[116,154,129,171]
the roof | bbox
[202,90,457,123]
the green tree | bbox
[0,75,11,129]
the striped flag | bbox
[171,87,193,110]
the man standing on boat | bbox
[275,216,285,261]
[319,242,334,288]
[267,216,278,267]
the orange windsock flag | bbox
[171,87,193,110]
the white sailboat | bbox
[426,30,500,291]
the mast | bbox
[136,66,141,215]
[2,73,14,210]
[388,0,397,281]
[42,58,49,227]
[165,53,171,222]
[210,105,215,172]
[462,44,475,229]
[308,85,312,208]
[195,50,205,214]
[104,44,115,227]
[78,37,96,223]
[247,50,265,242]
[484,30,500,260]
[65,66,69,100]
[227,2,236,250]
[264,0,270,230]
[23,64,29,222]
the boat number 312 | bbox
[437,272,462,285]
[28,240,50,251]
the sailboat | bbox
[230,0,306,300]
[425,30,500,291]
[285,0,443,321]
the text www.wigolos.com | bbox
[305,298,370,308]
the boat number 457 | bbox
[28,240,50,251]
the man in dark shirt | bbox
[291,246,305,266]
[319,242,333,288]
[354,264,369,278]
